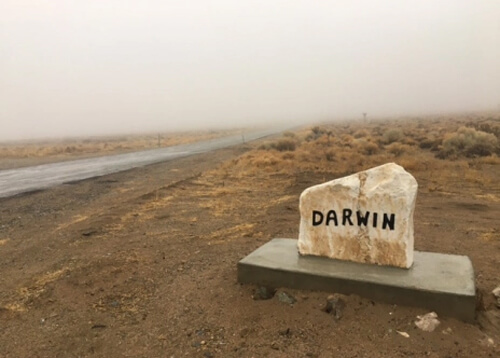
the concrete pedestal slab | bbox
[238,239,476,322]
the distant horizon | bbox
[1,108,498,144]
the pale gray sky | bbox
[1,1,499,140]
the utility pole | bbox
[362,113,367,122]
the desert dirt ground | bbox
[0,115,499,358]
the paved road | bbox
[0,127,285,198]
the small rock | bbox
[270,341,280,350]
[91,324,107,329]
[203,351,214,358]
[252,286,276,300]
[479,335,496,348]
[442,327,453,335]
[396,330,410,338]
[323,294,346,320]
[415,312,440,332]
[110,301,120,308]
[277,291,297,305]
[82,229,97,237]
[492,286,500,308]
[195,329,205,336]
[278,328,292,337]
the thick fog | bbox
[1,1,499,140]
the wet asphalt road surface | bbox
[0,128,284,198]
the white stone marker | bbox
[298,163,418,268]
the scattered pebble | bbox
[396,330,410,338]
[492,286,500,308]
[442,327,453,335]
[91,324,107,329]
[415,312,440,332]
[252,286,276,300]
[82,230,97,237]
[479,335,496,348]
[277,291,297,305]
[323,294,346,320]
[278,328,292,337]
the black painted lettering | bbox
[312,210,324,226]
[382,213,395,230]
[312,208,395,230]
[326,210,338,226]
[342,209,353,226]
[356,210,370,226]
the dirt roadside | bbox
[0,119,499,358]
[0,129,244,170]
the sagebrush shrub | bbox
[354,139,379,155]
[386,142,410,156]
[306,126,328,141]
[382,129,404,144]
[439,126,498,158]
[273,139,297,152]
[419,138,441,151]
[353,129,370,138]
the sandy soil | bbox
[0,116,499,358]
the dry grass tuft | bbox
[2,303,26,312]
[478,154,500,165]
[6,266,73,312]
[55,215,89,232]
[478,229,499,242]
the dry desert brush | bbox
[437,126,499,159]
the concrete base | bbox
[238,239,476,322]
